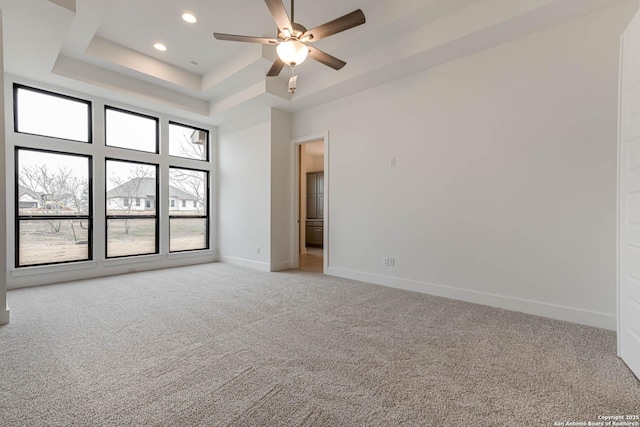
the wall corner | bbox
[0,10,9,325]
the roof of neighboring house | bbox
[18,184,42,200]
[106,178,197,200]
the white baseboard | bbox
[270,261,293,272]
[327,267,616,331]
[220,256,271,272]
[0,309,9,326]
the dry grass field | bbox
[18,217,206,266]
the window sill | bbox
[168,249,215,260]
[11,260,98,277]
[9,251,216,278]
[102,254,165,267]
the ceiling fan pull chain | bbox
[289,66,298,95]
[291,0,294,24]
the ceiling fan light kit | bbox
[213,0,365,94]
[276,39,309,66]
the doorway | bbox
[298,139,325,273]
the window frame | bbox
[169,166,210,253]
[105,158,160,259]
[13,83,93,144]
[15,146,94,268]
[168,121,210,162]
[104,105,160,154]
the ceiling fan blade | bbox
[213,33,278,44]
[307,46,346,70]
[264,0,293,33]
[302,9,365,42]
[267,58,286,76]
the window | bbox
[16,148,92,267]
[14,84,92,143]
[105,106,158,153]
[12,85,214,277]
[169,122,208,161]
[169,167,208,252]
[106,159,158,258]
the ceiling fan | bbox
[213,0,366,77]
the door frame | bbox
[617,9,640,380]
[291,131,329,273]
[617,32,623,358]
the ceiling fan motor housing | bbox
[278,23,309,41]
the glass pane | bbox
[170,218,207,252]
[169,168,207,216]
[105,108,157,153]
[19,219,90,266]
[169,123,208,160]
[18,150,90,216]
[106,160,157,215]
[15,86,90,142]
[106,218,156,257]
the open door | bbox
[618,6,640,380]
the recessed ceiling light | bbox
[182,13,197,24]
[154,43,167,51]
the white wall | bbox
[217,108,294,272]
[291,1,637,330]
[0,11,9,325]
[217,112,272,271]
[270,108,293,271]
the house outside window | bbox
[169,167,208,252]
[106,159,159,258]
[16,148,93,267]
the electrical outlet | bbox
[256,246,261,255]
[383,257,396,267]
[390,157,396,168]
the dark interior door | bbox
[306,172,317,219]
[306,172,324,248]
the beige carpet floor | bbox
[0,263,638,426]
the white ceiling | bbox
[0,0,631,126]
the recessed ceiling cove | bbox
[0,0,630,125]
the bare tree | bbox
[169,129,208,214]
[175,128,206,161]
[169,169,206,214]
[107,165,154,234]
[19,164,81,233]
